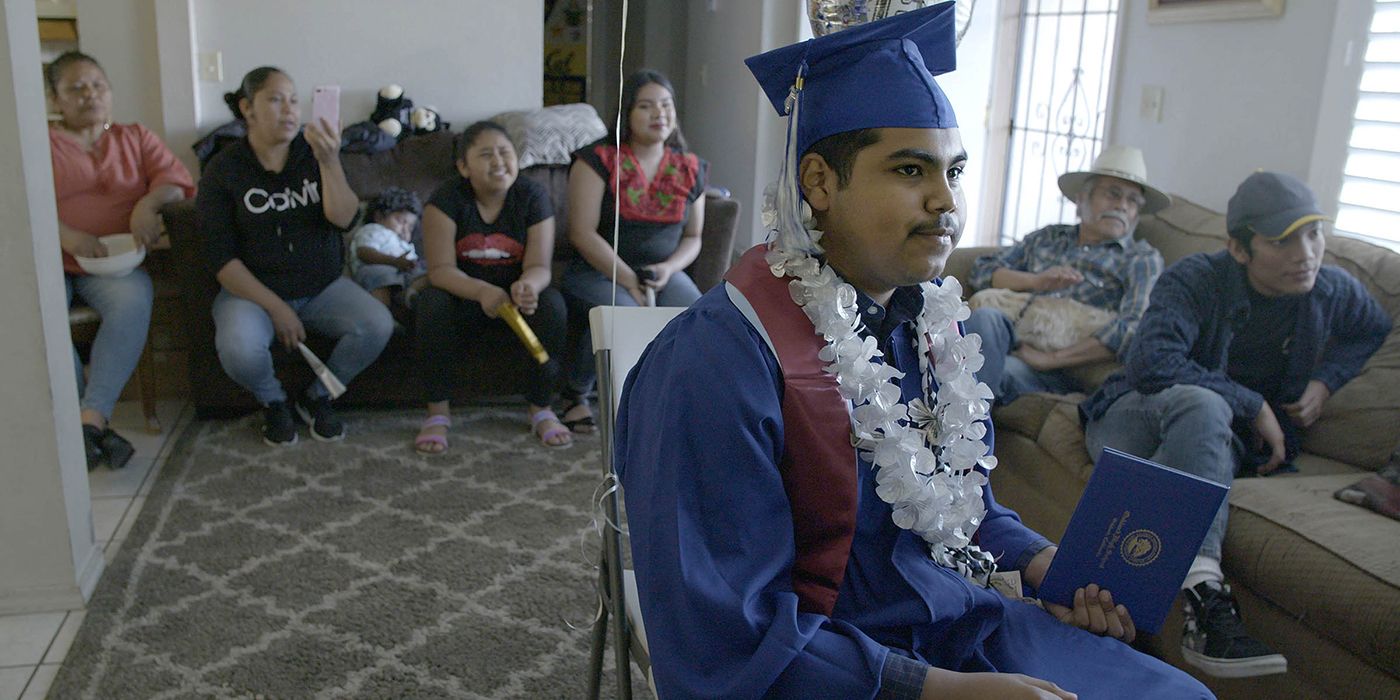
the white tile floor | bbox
[0,399,190,700]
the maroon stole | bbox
[724,245,859,617]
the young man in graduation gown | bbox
[613,5,1212,699]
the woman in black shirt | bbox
[414,121,570,453]
[199,67,393,445]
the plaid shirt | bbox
[969,224,1164,358]
[878,653,929,700]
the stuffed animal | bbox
[410,105,448,135]
[370,84,413,139]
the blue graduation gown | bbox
[615,284,1212,699]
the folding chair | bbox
[585,305,685,699]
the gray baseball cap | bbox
[1226,171,1328,242]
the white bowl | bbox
[75,234,146,277]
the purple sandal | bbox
[530,409,573,448]
[415,414,451,455]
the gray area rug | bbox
[50,407,646,698]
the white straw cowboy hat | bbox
[1057,145,1171,215]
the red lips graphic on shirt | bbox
[457,233,524,266]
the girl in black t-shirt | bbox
[414,121,570,453]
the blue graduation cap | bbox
[744,1,959,157]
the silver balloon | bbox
[807,0,975,45]
[807,0,927,37]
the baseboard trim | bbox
[76,541,105,601]
[0,545,105,615]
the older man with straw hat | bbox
[965,145,1170,405]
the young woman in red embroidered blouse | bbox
[560,69,709,432]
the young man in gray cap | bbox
[1081,171,1391,678]
[964,145,1168,405]
[616,4,1210,698]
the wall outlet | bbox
[198,52,223,83]
[1140,85,1165,123]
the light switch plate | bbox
[1140,85,1165,123]
[198,52,223,83]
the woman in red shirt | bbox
[48,51,194,470]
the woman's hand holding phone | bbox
[307,85,342,162]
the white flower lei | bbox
[761,186,999,582]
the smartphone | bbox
[311,85,340,129]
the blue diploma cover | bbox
[1037,447,1229,634]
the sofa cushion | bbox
[993,393,1094,482]
[341,130,457,204]
[1135,195,1229,263]
[943,247,987,295]
[1224,472,1400,679]
[995,394,1400,678]
[1301,235,1400,471]
[1063,360,1119,390]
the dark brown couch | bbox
[165,130,740,417]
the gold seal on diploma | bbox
[1120,529,1162,567]
[497,303,549,365]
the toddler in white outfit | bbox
[348,187,426,313]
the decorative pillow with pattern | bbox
[489,104,608,169]
[968,288,1115,353]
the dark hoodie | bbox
[197,133,346,300]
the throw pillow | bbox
[489,104,608,170]
[968,288,1115,352]
[1334,461,1400,521]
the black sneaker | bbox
[294,393,346,442]
[82,424,106,471]
[262,401,298,446]
[1181,582,1287,678]
[98,428,135,470]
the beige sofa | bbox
[944,197,1400,699]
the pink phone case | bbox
[311,85,340,128]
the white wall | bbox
[684,0,791,249]
[1308,0,1375,215]
[587,0,683,125]
[1109,1,1340,212]
[1,0,103,613]
[589,0,629,121]
[641,0,686,92]
[154,0,199,175]
[938,0,997,242]
[189,0,542,136]
[77,0,165,134]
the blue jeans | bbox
[67,271,154,420]
[1083,384,1238,559]
[353,263,425,292]
[963,307,1081,404]
[561,259,701,400]
[213,277,394,404]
